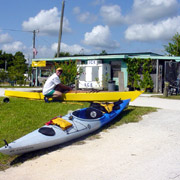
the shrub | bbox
[54,60,83,85]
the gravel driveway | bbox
[0,95,180,180]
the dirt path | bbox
[1,96,180,180]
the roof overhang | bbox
[32,54,128,62]
[129,55,180,62]
[32,54,180,62]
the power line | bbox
[36,36,52,47]
[1,28,33,33]
[2,27,52,48]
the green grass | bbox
[0,97,156,170]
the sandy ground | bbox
[1,93,180,180]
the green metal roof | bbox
[32,52,180,62]
[32,54,127,62]
[129,55,180,61]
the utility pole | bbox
[33,30,36,59]
[32,29,39,86]
[33,30,39,58]
[57,0,65,57]
[5,60,7,72]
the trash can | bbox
[108,80,115,91]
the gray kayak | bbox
[0,99,130,155]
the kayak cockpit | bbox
[72,108,104,119]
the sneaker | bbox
[44,96,49,103]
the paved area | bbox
[130,95,180,110]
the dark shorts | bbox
[45,90,55,97]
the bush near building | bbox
[126,58,154,92]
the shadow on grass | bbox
[10,108,133,167]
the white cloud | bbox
[73,7,80,15]
[100,5,125,25]
[100,0,179,25]
[99,1,180,42]
[129,0,179,23]
[0,41,34,60]
[92,0,105,6]
[0,32,13,44]
[22,7,71,36]
[125,16,180,41]
[78,12,97,23]
[33,46,54,58]
[51,42,90,55]
[26,43,90,58]
[83,25,120,49]
[73,7,97,24]
[0,40,90,59]
[2,41,27,53]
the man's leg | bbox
[53,84,63,98]
[51,84,71,99]
[44,90,62,102]
[52,90,62,98]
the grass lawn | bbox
[0,97,156,170]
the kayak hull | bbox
[4,90,143,102]
[0,99,130,155]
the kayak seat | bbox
[72,109,86,118]
[85,108,103,119]
[72,108,103,119]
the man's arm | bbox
[55,83,72,92]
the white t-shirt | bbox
[42,73,61,95]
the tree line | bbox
[0,50,28,85]
[164,32,180,56]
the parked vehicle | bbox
[168,80,180,95]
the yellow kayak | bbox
[4,90,143,102]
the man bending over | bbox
[43,67,72,99]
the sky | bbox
[0,0,180,61]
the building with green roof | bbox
[32,52,180,92]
